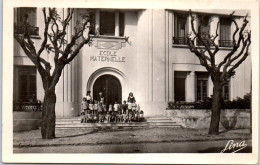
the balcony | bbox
[172,37,188,45]
[14,25,39,36]
[219,40,234,47]
[196,38,213,47]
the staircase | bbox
[55,116,181,129]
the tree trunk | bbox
[208,81,222,135]
[41,89,56,139]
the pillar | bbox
[95,10,100,34]
[186,71,195,102]
[115,11,119,36]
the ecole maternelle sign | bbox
[90,50,126,62]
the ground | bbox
[13,127,252,153]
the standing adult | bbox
[98,92,105,104]
[127,92,136,103]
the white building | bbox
[13,8,251,116]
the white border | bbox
[2,0,259,164]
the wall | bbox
[165,109,251,129]
[13,112,42,132]
[167,11,251,102]
[14,8,252,118]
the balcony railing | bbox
[13,101,42,111]
[196,38,213,47]
[219,40,234,47]
[173,37,188,45]
[14,25,39,36]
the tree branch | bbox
[218,14,249,70]
[37,8,51,57]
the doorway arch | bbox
[93,75,122,105]
[87,67,128,103]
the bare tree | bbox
[187,10,251,135]
[14,8,91,139]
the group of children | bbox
[80,98,144,123]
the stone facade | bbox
[13,8,251,117]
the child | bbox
[93,100,99,112]
[136,103,140,112]
[82,98,88,113]
[99,111,105,123]
[140,110,144,121]
[127,102,132,115]
[105,111,111,123]
[132,101,137,114]
[102,104,107,112]
[98,103,103,113]
[93,100,99,122]
[121,100,128,114]
[89,101,94,114]
[135,110,140,122]
[108,103,113,112]
[86,91,92,104]
[117,110,123,122]
[110,111,116,122]
[80,110,85,123]
[93,113,98,123]
[128,111,132,122]
[86,110,92,123]
[114,101,119,113]
[122,111,128,123]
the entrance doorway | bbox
[93,74,122,105]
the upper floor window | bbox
[100,11,115,35]
[173,13,188,45]
[219,17,232,47]
[93,10,125,37]
[14,7,39,36]
[197,15,211,46]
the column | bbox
[210,16,219,45]
[186,71,195,102]
[208,74,213,97]
[62,8,79,117]
[115,11,119,36]
[95,10,100,34]
[188,13,197,45]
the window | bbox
[14,66,37,102]
[197,15,211,46]
[221,80,230,101]
[100,11,115,35]
[196,72,209,101]
[173,13,188,45]
[14,7,39,35]
[174,71,187,101]
[219,17,232,47]
[95,10,125,37]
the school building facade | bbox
[13,8,251,116]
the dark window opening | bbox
[14,7,39,35]
[197,15,211,46]
[196,72,209,101]
[100,11,115,36]
[173,13,188,45]
[14,66,37,103]
[221,80,230,101]
[119,12,125,36]
[174,71,187,101]
[219,17,233,47]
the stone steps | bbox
[55,116,181,129]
